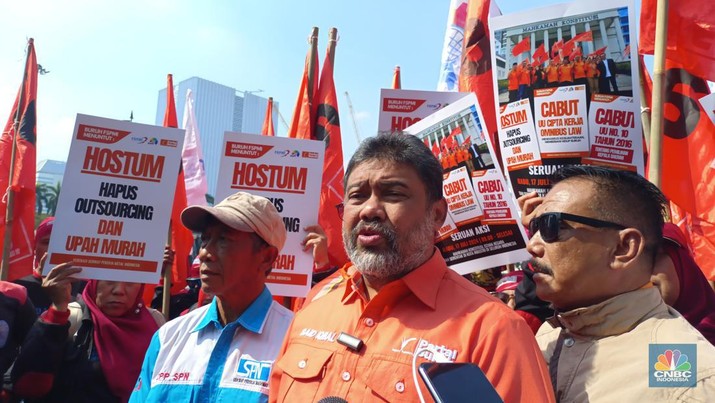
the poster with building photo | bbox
[490,0,642,197]
[404,94,530,274]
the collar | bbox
[547,286,667,337]
[193,286,273,334]
[341,248,447,310]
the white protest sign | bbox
[498,99,542,169]
[215,132,325,298]
[45,114,185,283]
[533,85,589,157]
[583,94,643,173]
[443,166,484,225]
[378,89,471,134]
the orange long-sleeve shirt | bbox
[573,61,587,79]
[508,70,519,90]
[546,65,560,83]
[269,251,556,403]
[559,63,574,83]
[519,67,531,85]
[586,62,600,78]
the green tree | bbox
[45,182,61,216]
[35,183,49,214]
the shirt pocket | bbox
[274,343,333,402]
[362,356,414,402]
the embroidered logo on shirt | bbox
[234,358,272,389]
[648,344,697,387]
[299,327,337,342]
[391,337,459,361]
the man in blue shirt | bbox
[130,192,293,402]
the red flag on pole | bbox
[511,36,531,57]
[571,31,593,43]
[588,46,607,58]
[640,0,715,82]
[288,28,319,139]
[431,139,441,159]
[314,28,349,268]
[532,44,549,66]
[0,38,37,281]
[551,39,564,57]
[261,97,275,136]
[639,53,715,280]
[459,0,499,155]
[164,74,193,295]
[392,65,402,89]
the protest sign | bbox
[378,89,469,134]
[490,0,642,197]
[215,132,324,298]
[44,114,185,284]
[405,93,530,273]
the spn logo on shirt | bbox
[236,358,272,382]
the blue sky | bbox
[1,0,643,164]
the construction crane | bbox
[344,91,362,143]
[276,108,290,132]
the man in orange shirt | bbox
[518,60,531,100]
[269,133,555,403]
[507,62,519,103]
[558,57,574,84]
[545,59,560,87]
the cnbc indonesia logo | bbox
[649,345,697,387]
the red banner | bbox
[288,36,319,139]
[640,0,715,82]
[261,97,275,136]
[511,36,530,57]
[0,39,37,280]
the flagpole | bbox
[647,0,669,187]
[638,59,652,152]
[1,39,33,281]
[163,224,172,318]
[327,28,337,66]
[307,27,319,106]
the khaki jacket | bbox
[537,287,715,402]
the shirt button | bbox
[342,371,351,382]
[395,381,405,393]
[298,360,307,369]
[564,337,575,347]
[364,318,375,327]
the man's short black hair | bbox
[344,133,443,203]
[552,165,667,262]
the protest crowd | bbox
[2,0,715,402]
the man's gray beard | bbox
[343,213,435,281]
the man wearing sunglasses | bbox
[270,133,555,403]
[528,165,715,401]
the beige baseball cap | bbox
[180,192,286,251]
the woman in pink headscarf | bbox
[11,263,164,402]
[652,223,715,345]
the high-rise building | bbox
[36,159,66,187]
[155,76,279,199]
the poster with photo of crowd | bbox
[490,0,643,197]
[404,94,530,274]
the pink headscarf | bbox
[82,281,159,402]
[662,223,715,345]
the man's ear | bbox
[431,198,448,234]
[612,228,645,270]
[260,245,279,275]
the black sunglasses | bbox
[529,212,626,243]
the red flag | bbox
[640,0,715,82]
[532,44,548,66]
[261,97,275,136]
[571,31,593,43]
[288,31,319,139]
[551,39,564,57]
[0,39,37,281]
[551,54,562,65]
[623,44,631,59]
[392,65,401,89]
[164,74,194,295]
[569,46,582,61]
[511,36,530,57]
[561,39,577,59]
[314,31,349,268]
[588,46,607,58]
[640,57,715,280]
[431,139,441,158]
[459,0,498,155]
